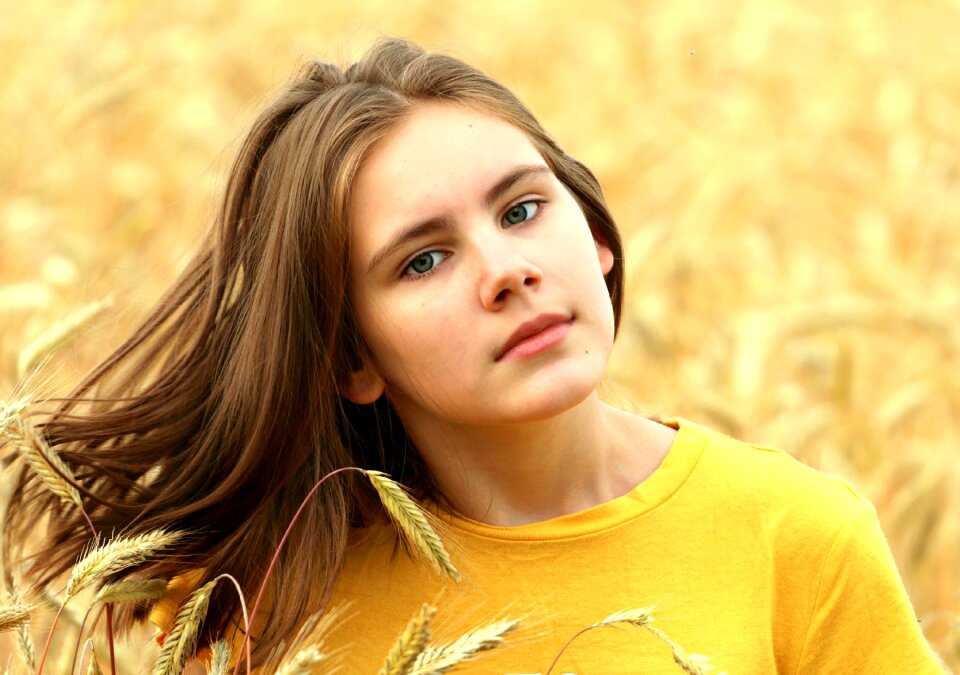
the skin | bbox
[344,102,676,526]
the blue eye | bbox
[403,250,445,277]
[503,201,539,226]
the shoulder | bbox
[664,417,883,572]
[671,420,943,671]
[675,417,875,520]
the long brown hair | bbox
[2,37,624,665]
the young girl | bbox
[3,38,942,673]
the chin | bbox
[499,364,606,423]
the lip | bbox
[495,313,573,362]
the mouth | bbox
[495,313,573,362]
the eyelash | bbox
[400,198,547,280]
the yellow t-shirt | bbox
[321,418,942,674]
[153,418,942,673]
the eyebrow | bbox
[365,164,552,274]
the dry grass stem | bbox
[17,296,113,376]
[209,639,232,675]
[153,578,219,675]
[97,578,169,603]
[364,471,460,581]
[0,599,32,633]
[410,618,519,675]
[13,418,83,510]
[67,530,183,598]
[379,603,435,675]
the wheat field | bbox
[1,0,958,670]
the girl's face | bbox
[344,102,615,430]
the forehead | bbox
[349,102,547,231]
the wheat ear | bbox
[595,607,656,628]
[209,639,232,675]
[263,605,346,675]
[3,588,36,670]
[97,578,169,603]
[364,470,460,581]
[379,604,435,675]
[16,622,38,672]
[85,652,104,675]
[276,647,325,675]
[410,618,519,674]
[153,578,219,675]
[13,418,83,510]
[600,609,720,674]
[0,396,31,438]
[645,624,720,675]
[546,607,656,675]
[0,599,32,633]
[67,530,183,598]
[548,607,720,675]
[18,296,113,376]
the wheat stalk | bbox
[153,578,219,675]
[97,578,169,603]
[209,639,232,675]
[409,618,518,674]
[67,530,183,598]
[17,296,113,376]
[12,417,84,510]
[364,470,460,581]
[379,604,435,675]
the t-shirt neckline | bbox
[435,417,707,542]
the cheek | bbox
[362,298,475,379]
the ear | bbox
[340,357,386,405]
[593,232,615,276]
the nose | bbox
[477,236,542,311]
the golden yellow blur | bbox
[2,0,958,670]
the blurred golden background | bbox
[2,0,958,670]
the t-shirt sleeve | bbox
[795,505,944,674]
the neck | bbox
[393,393,673,526]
